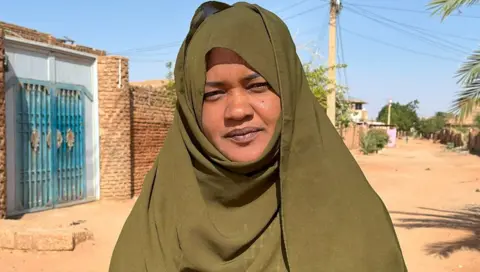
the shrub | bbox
[360,132,376,155]
[360,129,390,155]
[369,129,389,150]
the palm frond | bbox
[449,82,480,120]
[456,48,480,86]
[449,47,480,120]
[428,0,480,20]
[428,0,480,121]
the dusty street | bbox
[0,139,479,272]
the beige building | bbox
[347,98,368,123]
[446,105,480,126]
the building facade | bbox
[0,22,175,218]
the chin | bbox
[223,146,266,163]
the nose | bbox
[224,89,254,121]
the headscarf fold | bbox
[109,2,408,271]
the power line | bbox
[345,2,480,19]
[337,15,349,88]
[336,29,344,86]
[318,10,330,42]
[111,2,329,56]
[344,6,477,42]
[129,59,169,63]
[121,50,177,56]
[343,5,471,56]
[275,0,316,14]
[345,4,475,50]
[282,3,329,21]
[108,41,181,55]
[340,25,462,63]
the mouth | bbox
[224,127,264,144]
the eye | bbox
[247,82,270,93]
[203,90,225,102]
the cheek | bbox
[202,104,224,139]
[253,94,281,124]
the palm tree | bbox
[428,0,480,122]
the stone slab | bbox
[0,228,14,249]
[0,220,93,251]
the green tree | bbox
[164,61,177,106]
[377,100,420,131]
[303,62,352,127]
[428,0,480,121]
[303,63,331,108]
[418,111,448,137]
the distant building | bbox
[446,106,480,127]
[347,98,368,123]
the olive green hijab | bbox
[109,2,407,271]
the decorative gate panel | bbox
[15,79,53,211]
[55,84,86,204]
[15,78,86,212]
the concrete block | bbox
[34,230,74,251]
[15,231,34,250]
[0,228,15,249]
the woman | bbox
[109,1,407,271]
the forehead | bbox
[206,48,250,71]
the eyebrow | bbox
[205,73,262,87]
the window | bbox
[355,103,363,110]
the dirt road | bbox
[1,139,478,271]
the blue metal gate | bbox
[15,78,87,213]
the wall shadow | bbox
[391,206,480,258]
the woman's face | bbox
[202,48,281,162]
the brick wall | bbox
[338,125,367,150]
[97,56,133,199]
[0,22,105,56]
[0,29,6,218]
[129,85,175,196]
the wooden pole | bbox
[327,0,340,125]
[387,99,392,126]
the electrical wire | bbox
[343,6,477,42]
[344,2,480,19]
[318,11,331,43]
[337,15,349,88]
[108,41,181,55]
[275,0,316,14]
[110,1,328,55]
[282,3,329,21]
[336,28,344,86]
[343,5,471,56]
[340,26,462,63]
[345,5,474,51]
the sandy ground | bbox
[0,139,478,272]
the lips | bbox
[224,127,263,144]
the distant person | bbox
[109,1,407,271]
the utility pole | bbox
[387,99,393,126]
[327,0,341,125]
